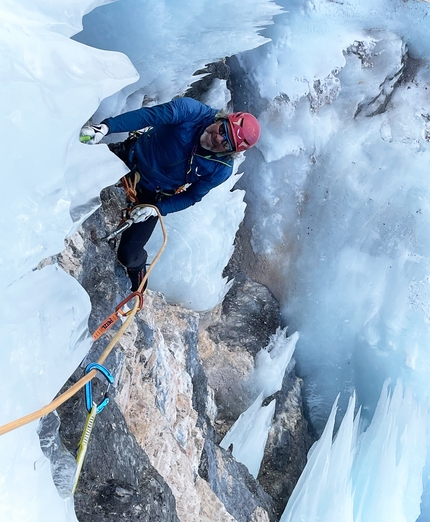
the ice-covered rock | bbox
[47,186,308,522]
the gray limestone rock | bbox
[54,375,180,522]
[39,169,313,521]
[202,274,314,518]
[207,272,281,358]
[308,73,341,113]
[184,60,232,107]
[348,36,409,118]
[258,369,313,519]
[199,439,277,522]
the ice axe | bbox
[101,218,134,242]
[101,205,157,242]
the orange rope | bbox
[0,205,166,437]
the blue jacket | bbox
[103,98,234,215]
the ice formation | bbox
[2,0,430,520]
[0,0,281,520]
[220,330,298,477]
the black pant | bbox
[108,139,159,273]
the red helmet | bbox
[227,112,260,152]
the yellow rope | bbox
[0,205,167,437]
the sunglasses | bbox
[219,121,234,152]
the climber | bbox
[80,97,260,292]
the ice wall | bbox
[238,0,430,103]
[1,1,136,521]
[281,382,427,522]
[0,1,282,520]
[232,0,430,518]
[236,0,430,415]
[145,168,246,311]
[73,0,284,117]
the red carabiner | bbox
[115,291,144,316]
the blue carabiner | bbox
[84,363,114,414]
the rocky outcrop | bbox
[258,370,313,519]
[348,36,408,118]
[40,184,314,521]
[199,273,313,519]
[184,60,232,106]
[56,391,179,522]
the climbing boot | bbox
[127,266,148,292]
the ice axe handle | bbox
[102,219,134,242]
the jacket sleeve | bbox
[102,97,215,134]
[156,163,234,215]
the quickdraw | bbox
[72,363,114,495]
[84,363,114,414]
[92,291,145,341]
[72,403,97,495]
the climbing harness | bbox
[102,169,142,244]
[72,363,114,494]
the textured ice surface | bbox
[146,168,246,311]
[3,0,430,520]
[73,0,283,117]
[0,1,136,520]
[0,1,279,520]
[220,393,276,479]
[236,3,430,518]
[220,330,298,477]
[281,382,427,522]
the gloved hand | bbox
[130,206,158,223]
[79,123,109,144]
